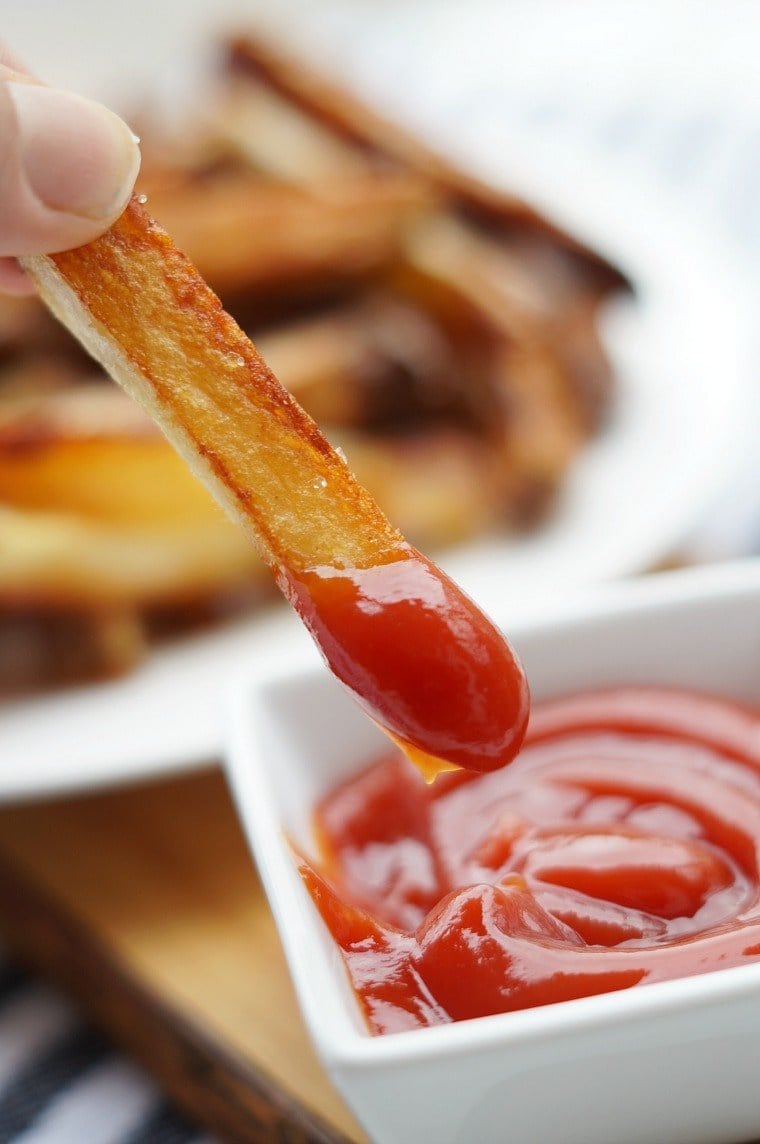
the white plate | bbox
[0,101,753,800]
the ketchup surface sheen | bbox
[283,548,529,775]
[300,687,760,1034]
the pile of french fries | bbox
[0,35,626,692]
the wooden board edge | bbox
[0,844,354,1144]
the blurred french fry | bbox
[390,215,605,508]
[145,169,434,296]
[0,601,146,693]
[209,77,373,183]
[225,34,627,287]
[0,355,97,399]
[547,296,615,433]
[401,214,556,337]
[0,387,266,608]
[335,428,506,549]
[0,385,233,525]
[490,344,585,517]
[0,504,266,609]
[257,294,468,430]
[0,294,76,362]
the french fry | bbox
[0,384,235,525]
[0,601,146,693]
[0,295,44,353]
[0,386,267,607]
[22,198,407,576]
[0,504,267,609]
[257,294,469,430]
[0,294,74,360]
[225,34,627,287]
[208,76,372,184]
[144,170,433,296]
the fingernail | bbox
[7,82,141,222]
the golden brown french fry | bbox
[22,199,407,576]
[0,382,498,601]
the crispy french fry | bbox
[22,199,406,576]
[3,31,621,712]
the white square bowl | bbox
[225,560,760,1144]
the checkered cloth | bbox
[0,961,214,1143]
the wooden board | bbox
[0,769,367,1143]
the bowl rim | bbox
[225,558,760,1070]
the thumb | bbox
[0,70,141,258]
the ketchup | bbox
[300,688,760,1034]
[283,547,529,776]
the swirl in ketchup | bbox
[300,688,760,1034]
[283,547,530,777]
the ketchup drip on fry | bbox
[282,548,530,777]
[300,688,760,1034]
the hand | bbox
[0,42,140,294]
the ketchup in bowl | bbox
[300,687,760,1034]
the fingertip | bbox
[1,81,141,255]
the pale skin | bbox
[0,40,141,294]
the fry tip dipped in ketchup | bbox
[21,196,528,784]
[281,546,529,781]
